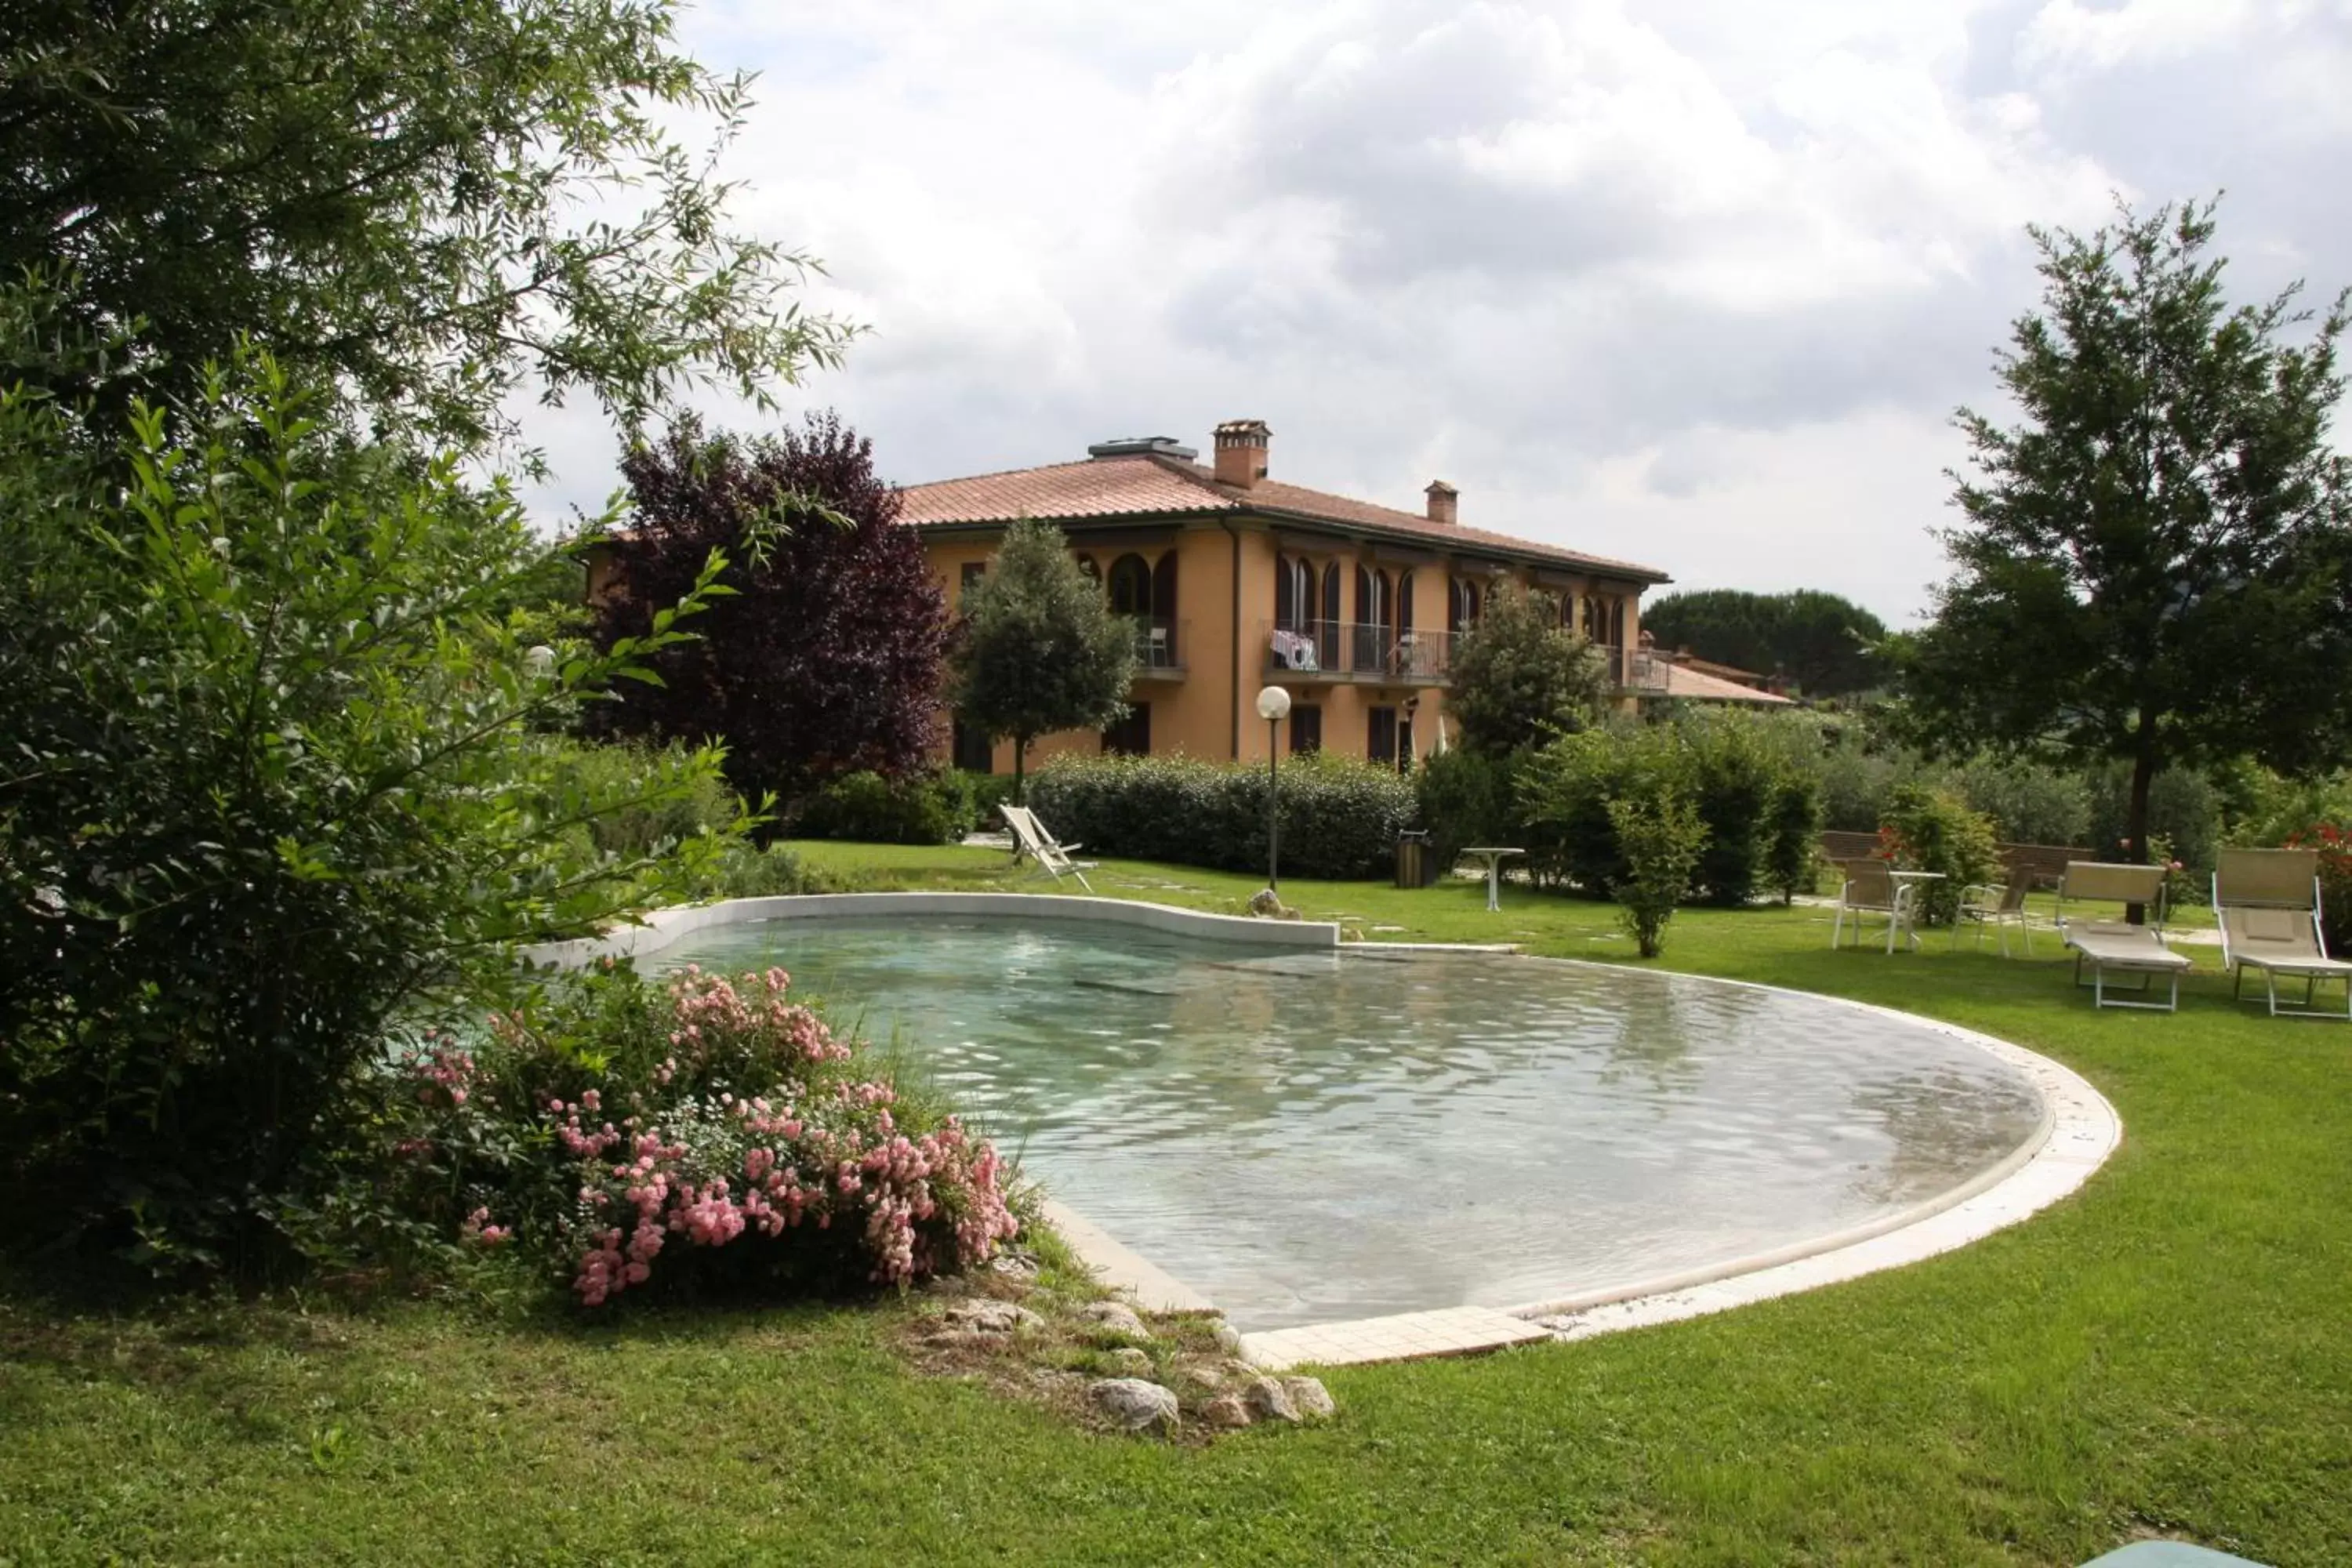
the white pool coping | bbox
[518,890,1339,970]
[522,892,2120,1369]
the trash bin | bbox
[1396,830,1431,889]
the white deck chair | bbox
[999,804,1095,892]
[2212,848,2352,1022]
[2056,861,2190,1011]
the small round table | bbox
[1887,869,1946,949]
[1462,847,1524,913]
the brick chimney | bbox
[1213,419,1269,489]
[1425,481,1457,524]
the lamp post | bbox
[1256,684,1292,894]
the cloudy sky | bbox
[518,0,2352,623]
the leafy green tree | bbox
[1900,198,2352,862]
[1607,793,1708,958]
[947,518,1138,800]
[1642,589,1889,697]
[1,0,850,455]
[1447,582,1606,755]
[0,339,731,1273]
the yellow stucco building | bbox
[901,420,1674,771]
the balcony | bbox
[1261,620,1452,684]
[1595,644,1671,695]
[1133,617,1188,678]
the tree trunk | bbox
[1012,735,1028,805]
[2124,719,2158,924]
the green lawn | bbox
[4,845,2348,1566]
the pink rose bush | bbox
[368,962,1018,1305]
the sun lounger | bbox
[2212,848,2352,1022]
[2056,861,2190,1011]
[999,804,1096,892]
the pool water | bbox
[652,918,2046,1331]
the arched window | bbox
[1107,553,1152,617]
[1274,554,1313,632]
[1320,561,1342,628]
[1449,576,1480,633]
[1397,569,1416,638]
[1356,564,1389,632]
[1150,553,1178,662]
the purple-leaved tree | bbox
[590,414,949,800]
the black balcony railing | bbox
[1261,620,1451,682]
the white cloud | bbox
[507,0,2352,624]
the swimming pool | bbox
[649,915,2049,1333]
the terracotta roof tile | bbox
[898,453,1669,583]
[1661,662,1793,704]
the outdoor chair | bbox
[2056,861,2190,1011]
[999,804,1096,893]
[2212,847,2352,1022]
[1831,858,1916,954]
[1955,876,2034,956]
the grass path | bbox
[2,845,2347,1565]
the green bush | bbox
[1513,728,1656,895]
[557,740,746,858]
[0,347,731,1275]
[1683,715,1780,906]
[2086,764,2225,878]
[1027,752,1416,880]
[1878,784,2000,926]
[1764,775,1824,904]
[1953,756,2092,848]
[792,770,977,845]
[1609,793,1709,957]
[960,770,1019,830]
[1514,712,1818,904]
[1416,748,1522,873]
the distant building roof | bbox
[1661,662,1795,704]
[897,450,1670,583]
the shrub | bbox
[1417,748,1522,874]
[559,741,747,858]
[2284,822,2352,957]
[1515,712,1816,905]
[1954,756,2092,848]
[960,771,1020,829]
[1878,784,2000,926]
[2086,763,2226,878]
[0,350,731,1275]
[1682,715,1780,906]
[1513,728,1655,895]
[1027,752,1415,881]
[1609,793,1708,957]
[1763,775,1824,904]
[339,961,1019,1303]
[793,770,977,846]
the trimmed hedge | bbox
[790,769,977,845]
[1027,752,1416,880]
